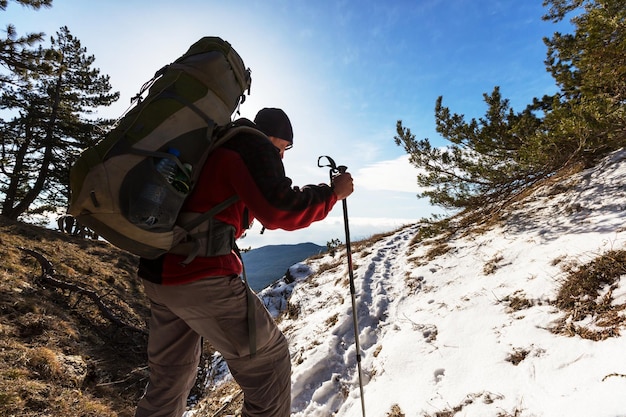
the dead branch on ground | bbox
[18,246,147,335]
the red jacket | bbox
[138,120,338,285]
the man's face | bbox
[269,137,293,159]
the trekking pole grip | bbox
[317,155,348,183]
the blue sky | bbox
[3,0,571,248]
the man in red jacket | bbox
[135,108,354,417]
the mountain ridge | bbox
[242,242,325,291]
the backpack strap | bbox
[181,195,239,232]
[210,124,268,152]
[171,124,267,265]
[174,195,240,265]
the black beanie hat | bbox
[254,108,293,144]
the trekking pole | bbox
[318,155,366,417]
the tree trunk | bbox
[4,66,63,220]
[2,121,33,220]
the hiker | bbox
[134,107,354,417]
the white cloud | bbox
[356,155,424,193]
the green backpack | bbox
[69,37,260,260]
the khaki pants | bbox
[135,275,291,417]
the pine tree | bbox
[541,0,626,164]
[0,0,53,82]
[396,0,626,212]
[0,26,119,221]
[394,87,545,210]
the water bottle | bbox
[130,148,188,227]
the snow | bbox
[192,149,626,416]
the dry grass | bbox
[407,163,588,266]
[387,403,406,416]
[352,228,400,252]
[313,260,343,275]
[505,348,531,366]
[0,217,232,416]
[552,249,626,340]
[483,253,505,275]
[0,216,150,416]
[423,392,512,417]
[191,379,243,417]
[501,291,535,312]
[407,218,457,265]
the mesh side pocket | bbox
[120,157,186,231]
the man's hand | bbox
[332,172,354,200]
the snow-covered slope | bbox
[195,149,626,416]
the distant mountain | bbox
[241,242,325,291]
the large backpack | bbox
[69,37,260,259]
